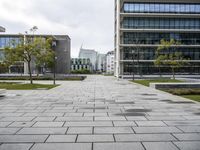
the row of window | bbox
[71,65,91,70]
[124,3,200,14]
[71,58,91,65]
[0,37,20,48]
[122,48,200,60]
[123,32,200,45]
[122,17,200,29]
[123,62,200,74]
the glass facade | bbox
[124,3,200,14]
[123,47,200,60]
[0,37,20,48]
[0,37,20,62]
[123,32,200,45]
[123,17,200,29]
[117,1,200,75]
[123,62,200,75]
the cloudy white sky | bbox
[0,0,114,57]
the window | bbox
[144,3,150,12]
[149,4,154,12]
[123,3,200,14]
[170,19,175,29]
[185,5,190,12]
[130,4,134,12]
[197,5,200,13]
[139,3,145,12]
[180,4,185,13]
[195,5,200,13]
[155,4,160,12]
[165,4,170,12]
[135,4,140,12]
[169,4,176,12]
[189,5,195,13]
[124,4,129,12]
[160,4,165,12]
[174,19,180,29]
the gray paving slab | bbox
[33,117,56,121]
[95,117,126,121]
[113,121,137,126]
[0,128,20,134]
[93,143,144,150]
[173,133,200,141]
[0,122,12,127]
[135,121,167,126]
[77,135,114,142]
[17,128,67,134]
[0,75,199,149]
[94,127,134,134]
[143,142,179,150]
[0,144,33,150]
[55,117,93,121]
[174,141,200,150]
[33,122,64,127]
[176,126,200,132]
[31,143,92,150]
[46,135,77,142]
[115,134,177,142]
[67,127,93,134]
[8,122,35,127]
[0,135,48,142]
[64,121,113,127]
[133,127,182,133]
[0,117,35,122]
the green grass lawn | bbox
[182,95,200,102]
[0,76,86,81]
[132,79,182,86]
[0,82,58,90]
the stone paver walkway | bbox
[0,75,200,150]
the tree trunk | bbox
[172,67,175,80]
[28,61,33,84]
[37,66,40,77]
[159,66,162,77]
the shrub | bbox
[71,69,91,74]
[163,88,200,95]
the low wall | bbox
[150,83,200,89]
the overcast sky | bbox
[0,0,114,57]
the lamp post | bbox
[132,50,135,81]
[52,40,57,85]
[53,56,57,85]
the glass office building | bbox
[114,0,200,77]
[0,34,71,74]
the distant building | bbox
[0,34,71,74]
[79,48,97,72]
[106,51,114,74]
[97,53,106,72]
[71,58,92,72]
[0,26,5,32]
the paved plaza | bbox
[0,75,200,150]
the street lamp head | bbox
[52,41,57,47]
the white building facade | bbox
[79,48,97,72]
[106,51,114,74]
[0,26,5,32]
[97,54,106,72]
[71,58,92,72]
